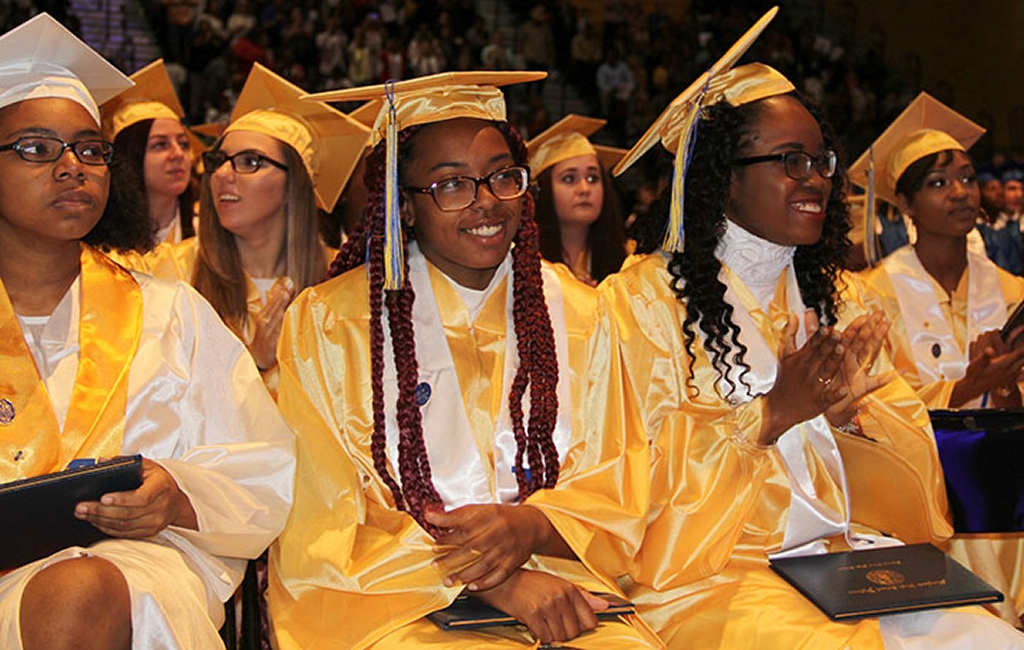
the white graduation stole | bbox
[718,263,851,557]
[884,246,1005,407]
[382,244,572,508]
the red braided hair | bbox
[329,120,561,534]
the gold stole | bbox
[0,245,142,482]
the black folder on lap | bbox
[428,592,635,630]
[769,543,1002,621]
[0,455,144,571]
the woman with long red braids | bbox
[266,72,659,649]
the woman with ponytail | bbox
[266,72,658,649]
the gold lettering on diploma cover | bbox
[865,569,905,586]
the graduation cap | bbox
[0,12,133,126]
[526,114,626,176]
[611,7,788,252]
[302,71,547,289]
[848,93,985,266]
[223,63,371,212]
[99,58,206,164]
[100,59,184,138]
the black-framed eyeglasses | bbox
[403,165,530,212]
[202,149,288,174]
[731,149,837,181]
[0,136,114,165]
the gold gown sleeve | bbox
[526,263,651,586]
[852,263,1024,408]
[599,254,778,589]
[267,273,459,650]
[599,256,954,647]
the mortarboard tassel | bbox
[663,79,710,253]
[864,144,881,267]
[383,80,404,290]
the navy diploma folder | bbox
[428,592,635,630]
[0,455,144,571]
[769,543,1003,620]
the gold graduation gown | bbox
[855,247,1024,624]
[855,246,1024,409]
[104,238,198,283]
[601,253,955,649]
[267,253,658,649]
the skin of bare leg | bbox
[19,557,131,650]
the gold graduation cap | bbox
[527,114,626,176]
[612,6,786,252]
[0,12,133,126]
[302,71,547,289]
[848,92,984,266]
[100,59,183,139]
[303,70,546,146]
[848,92,985,207]
[224,63,371,213]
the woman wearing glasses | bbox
[266,72,659,649]
[599,10,1023,644]
[190,63,369,396]
[0,15,294,650]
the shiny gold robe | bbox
[855,248,1024,624]
[855,248,1024,409]
[267,256,659,649]
[104,239,198,283]
[601,253,961,649]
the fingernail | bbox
[443,577,453,587]
[102,495,113,505]
[467,583,478,592]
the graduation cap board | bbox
[223,63,371,212]
[527,114,626,175]
[0,12,133,125]
[848,93,985,266]
[611,6,789,252]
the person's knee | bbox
[20,556,131,649]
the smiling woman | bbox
[597,8,1024,648]
[0,13,294,650]
[266,71,661,649]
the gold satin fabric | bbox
[105,239,198,283]
[599,254,952,648]
[267,260,658,649]
[854,259,1024,625]
[854,258,1024,409]
[0,244,141,482]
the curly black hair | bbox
[84,153,155,254]
[664,92,851,400]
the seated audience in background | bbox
[852,93,1024,628]
[266,71,661,649]
[599,8,1024,647]
[975,163,1023,275]
[0,14,294,650]
[190,62,369,397]
[527,114,628,286]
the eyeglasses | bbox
[403,165,530,211]
[202,149,288,174]
[0,136,113,165]
[731,150,837,181]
